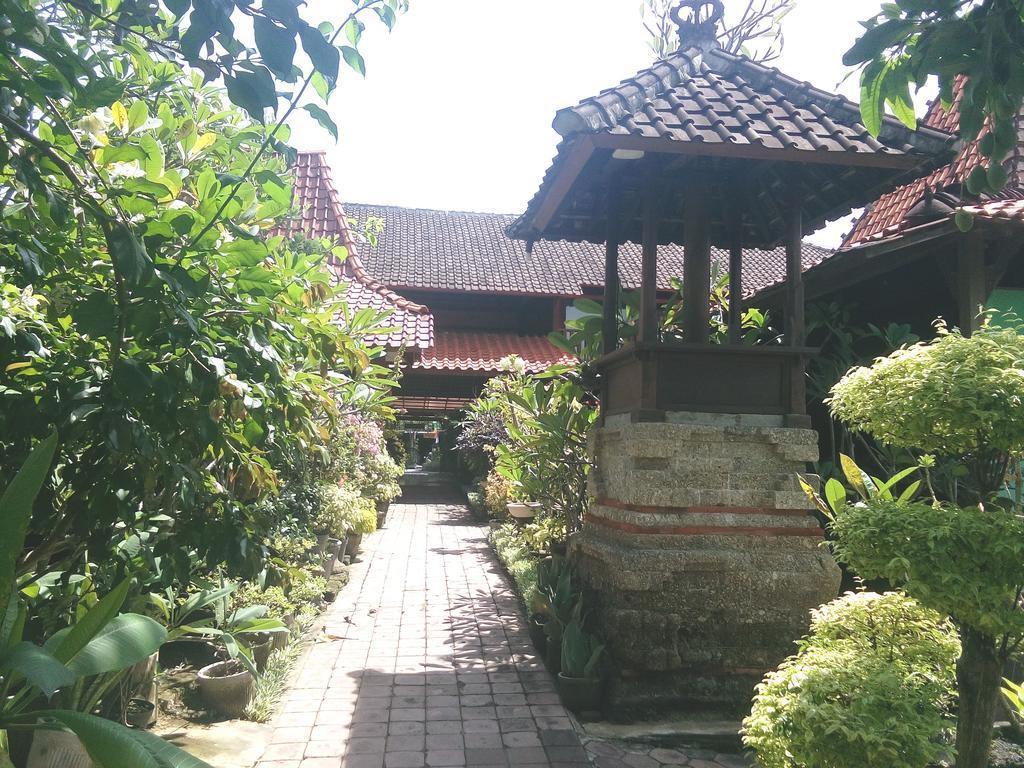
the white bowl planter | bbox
[507,503,535,520]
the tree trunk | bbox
[956,626,1003,768]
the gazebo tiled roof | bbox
[345,202,833,299]
[509,44,957,248]
[281,153,434,349]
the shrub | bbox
[230,583,294,621]
[288,571,328,607]
[347,496,379,535]
[491,522,539,604]
[483,470,514,516]
[743,592,959,768]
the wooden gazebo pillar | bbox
[785,201,806,417]
[958,231,986,336]
[727,204,744,345]
[638,185,659,344]
[683,184,711,344]
[602,191,620,355]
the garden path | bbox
[254,479,751,768]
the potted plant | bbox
[196,659,253,719]
[557,616,605,714]
[346,496,378,554]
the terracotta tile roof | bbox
[554,47,952,157]
[345,202,832,299]
[412,332,576,374]
[843,77,1024,248]
[282,153,434,349]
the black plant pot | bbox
[545,636,562,675]
[528,617,548,656]
[556,673,603,714]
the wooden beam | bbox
[957,231,987,336]
[530,137,596,236]
[683,182,711,344]
[603,189,620,355]
[638,183,659,344]
[785,200,805,347]
[591,132,924,171]
[727,202,744,345]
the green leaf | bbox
[299,24,340,87]
[824,478,847,514]
[0,433,57,617]
[39,711,159,768]
[843,19,916,66]
[50,578,132,664]
[105,222,151,288]
[341,46,366,76]
[0,642,75,698]
[62,614,166,678]
[303,104,338,141]
[859,60,887,136]
[254,17,297,80]
[954,210,975,232]
[224,68,278,123]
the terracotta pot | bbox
[556,673,603,714]
[348,532,363,554]
[336,535,349,563]
[197,660,254,719]
[27,730,92,768]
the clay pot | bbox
[197,660,254,719]
[556,673,603,714]
[336,535,349,563]
[315,532,330,556]
[348,533,363,554]
[273,614,295,650]
[27,730,92,768]
[119,651,159,728]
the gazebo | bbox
[510,1,956,714]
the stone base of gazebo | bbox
[570,414,841,716]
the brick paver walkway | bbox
[256,480,752,768]
[256,482,589,768]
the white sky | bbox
[289,1,927,249]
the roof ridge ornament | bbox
[671,0,724,52]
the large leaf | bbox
[50,579,131,664]
[35,714,156,768]
[0,433,57,617]
[224,68,278,124]
[254,16,297,80]
[63,615,166,678]
[302,104,338,141]
[843,18,916,66]
[299,24,340,87]
[0,642,75,698]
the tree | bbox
[846,0,1024,196]
[642,0,795,62]
[826,322,1024,768]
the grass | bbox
[244,641,304,722]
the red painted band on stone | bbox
[595,497,814,518]
[587,512,825,538]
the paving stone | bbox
[649,748,690,765]
[385,752,428,768]
[623,753,661,768]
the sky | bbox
[288,1,926,249]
